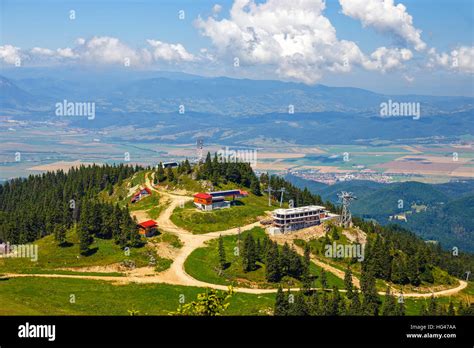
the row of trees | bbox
[198,153,261,195]
[274,285,405,316]
[154,160,193,185]
[355,217,473,284]
[0,164,142,253]
[238,233,312,286]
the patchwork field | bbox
[1,121,473,183]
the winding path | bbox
[4,178,469,298]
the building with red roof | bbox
[193,189,248,211]
[131,186,152,203]
[137,219,157,237]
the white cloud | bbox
[428,46,474,73]
[364,47,413,72]
[339,0,426,51]
[0,36,196,67]
[212,4,223,14]
[79,36,141,65]
[31,47,55,56]
[0,45,22,65]
[56,47,77,58]
[195,0,412,84]
[146,40,196,62]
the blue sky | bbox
[1,0,473,95]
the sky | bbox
[1,0,473,96]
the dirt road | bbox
[4,176,469,298]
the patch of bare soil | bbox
[343,227,367,244]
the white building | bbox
[269,205,338,235]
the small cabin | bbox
[137,220,157,237]
[131,186,152,203]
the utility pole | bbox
[265,171,273,207]
[278,187,286,207]
[266,185,274,207]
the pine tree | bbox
[381,286,397,316]
[309,291,320,315]
[448,301,455,316]
[218,235,227,270]
[156,162,165,182]
[203,152,213,179]
[265,242,281,282]
[166,166,175,184]
[289,291,308,316]
[361,268,379,316]
[390,254,409,285]
[419,302,428,316]
[78,222,93,255]
[54,224,67,246]
[344,267,354,299]
[242,234,257,272]
[349,290,362,315]
[274,286,288,316]
[320,269,328,289]
[428,295,437,315]
[280,243,291,276]
[407,255,421,286]
[250,177,261,196]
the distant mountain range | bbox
[1,68,473,145]
[287,175,474,253]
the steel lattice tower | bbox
[338,191,357,228]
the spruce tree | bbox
[54,224,67,246]
[428,295,437,315]
[250,177,261,196]
[242,234,257,272]
[156,162,165,182]
[344,267,354,299]
[381,286,396,316]
[320,269,328,289]
[166,166,175,183]
[349,290,362,315]
[274,286,288,316]
[265,242,281,282]
[78,222,93,255]
[448,301,455,316]
[289,291,308,316]
[361,268,379,316]
[218,235,227,270]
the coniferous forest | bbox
[0,164,143,254]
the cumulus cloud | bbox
[427,46,474,74]
[0,45,22,65]
[146,40,196,62]
[339,0,426,51]
[212,4,223,14]
[0,36,196,67]
[30,47,55,56]
[195,0,412,83]
[79,36,141,65]
[364,47,413,72]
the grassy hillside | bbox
[171,193,272,234]
[0,229,154,274]
[184,227,344,289]
[1,268,470,316]
[0,277,275,315]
